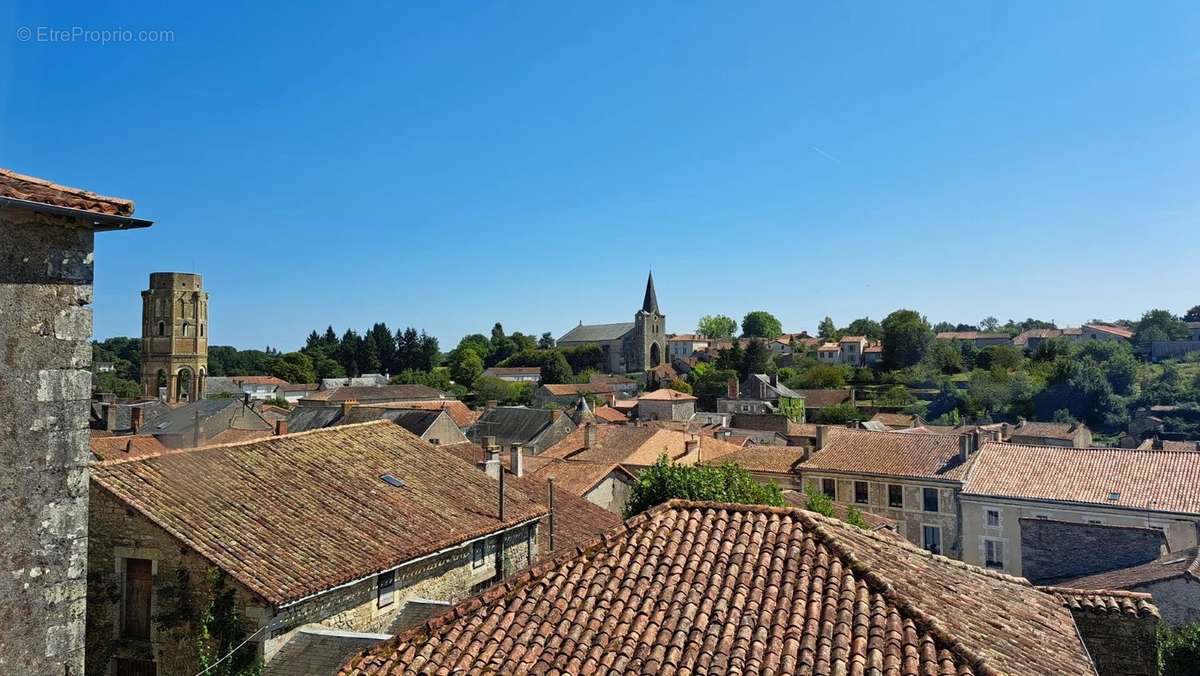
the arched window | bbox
[157,321,165,336]
[182,323,190,337]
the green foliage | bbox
[805,491,835,517]
[842,317,883,342]
[450,348,484,388]
[561,344,606,373]
[924,340,965,374]
[267,351,316,384]
[92,337,142,382]
[876,385,915,407]
[1184,305,1200,323]
[625,456,785,517]
[471,376,533,406]
[689,366,739,410]
[818,316,839,341]
[741,311,783,339]
[391,367,452,390]
[499,348,575,384]
[153,568,261,676]
[844,505,869,529]
[208,345,276,378]
[814,403,867,425]
[1159,621,1200,675]
[881,309,933,371]
[1133,309,1190,355]
[538,332,556,349]
[93,371,142,398]
[977,344,1023,371]
[740,339,774,379]
[696,314,738,339]
[785,364,848,390]
[663,378,693,394]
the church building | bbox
[557,273,667,374]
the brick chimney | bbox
[129,406,144,434]
[510,444,524,477]
[815,425,829,451]
[550,409,562,422]
[274,419,288,436]
[583,423,597,449]
[684,437,699,456]
[726,376,739,400]
[340,399,356,418]
[104,401,119,432]
[958,433,973,463]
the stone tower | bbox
[630,271,666,371]
[141,272,208,402]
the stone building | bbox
[140,272,208,402]
[556,272,666,374]
[0,168,152,674]
[634,388,696,422]
[86,421,544,675]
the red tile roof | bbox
[341,501,1097,675]
[1039,587,1159,619]
[300,384,445,403]
[362,400,479,428]
[637,388,696,401]
[0,167,134,215]
[801,427,972,481]
[1010,420,1082,441]
[592,405,629,423]
[705,444,806,474]
[92,422,545,606]
[1084,323,1135,339]
[231,375,289,386]
[962,442,1200,514]
[791,388,852,408]
[89,434,170,462]
[540,383,615,396]
[870,412,918,428]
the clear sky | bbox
[3,2,1198,350]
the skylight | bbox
[380,474,405,488]
[1107,491,1120,502]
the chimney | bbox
[550,409,562,422]
[684,437,699,456]
[583,423,597,449]
[802,445,813,462]
[340,399,356,418]
[510,444,524,477]
[486,399,499,409]
[726,376,739,400]
[769,372,779,388]
[124,439,133,454]
[478,440,501,480]
[1001,422,1011,440]
[547,477,557,552]
[192,410,201,448]
[815,425,829,451]
[959,433,973,463]
[275,419,288,436]
[104,401,119,432]
[972,429,984,453]
[130,406,144,434]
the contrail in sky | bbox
[811,146,841,164]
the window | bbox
[157,321,165,336]
[377,570,395,608]
[115,658,157,676]
[821,478,836,499]
[888,484,903,508]
[182,322,190,337]
[984,539,1004,569]
[122,558,153,640]
[1087,519,1103,526]
[200,324,205,337]
[923,526,942,555]
[854,481,869,504]
[472,540,486,568]
[922,487,939,513]
[986,510,1000,528]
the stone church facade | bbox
[140,272,208,402]
[557,273,666,374]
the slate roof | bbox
[557,321,635,344]
[91,422,546,606]
[143,398,247,436]
[962,442,1200,514]
[203,376,244,397]
[1057,547,1200,591]
[748,374,805,399]
[286,405,344,433]
[301,384,445,403]
[363,400,479,428]
[90,398,172,432]
[801,427,972,481]
[341,501,1098,675]
[266,625,390,676]
[338,408,446,436]
[472,407,560,445]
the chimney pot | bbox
[105,401,119,432]
[727,376,740,400]
[483,435,497,450]
[486,399,499,409]
[275,419,288,436]
[478,444,501,480]
[802,445,813,462]
[510,444,524,477]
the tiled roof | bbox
[1057,547,1200,591]
[838,335,867,343]
[1011,420,1080,440]
[341,501,1097,675]
[592,405,629,423]
[481,366,541,377]
[440,443,622,554]
[637,388,696,401]
[300,384,445,403]
[667,334,706,342]
[92,422,545,606]
[801,427,972,481]
[816,342,840,352]
[781,490,898,533]
[962,442,1200,514]
[589,374,636,385]
[705,444,805,474]
[364,400,479,428]
[1039,587,1159,620]
[542,424,742,467]
[863,344,883,353]
[1083,323,1135,339]
[1012,328,1062,345]
[870,412,917,428]
[557,322,635,343]
[232,375,290,386]
[936,331,1010,341]
[205,428,274,445]
[791,388,852,408]
[0,167,134,215]
[540,383,615,396]
[89,434,170,462]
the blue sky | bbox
[3,2,1198,350]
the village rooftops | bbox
[935,331,1011,341]
[704,444,806,474]
[789,388,851,408]
[1057,546,1200,592]
[539,382,615,396]
[801,427,973,481]
[360,400,478,428]
[341,501,1099,675]
[557,321,636,343]
[1083,323,1135,339]
[1010,420,1084,440]
[636,388,697,401]
[91,421,545,607]
[962,441,1200,514]
[299,384,445,403]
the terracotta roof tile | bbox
[92,422,545,606]
[1010,420,1082,440]
[1056,546,1200,591]
[802,427,972,481]
[89,434,171,462]
[962,442,1200,514]
[705,444,806,474]
[541,383,615,396]
[790,389,852,408]
[342,501,1097,675]
[300,385,445,403]
[0,167,134,216]
[1039,587,1160,619]
[361,400,479,428]
[592,405,629,423]
[637,388,696,401]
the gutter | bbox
[0,195,154,230]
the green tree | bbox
[1159,621,1200,676]
[976,344,1023,371]
[740,339,773,379]
[786,364,848,389]
[818,316,839,341]
[741,311,783,339]
[814,403,867,425]
[538,332,556,349]
[625,457,784,517]
[980,316,1000,332]
[843,317,882,342]
[663,378,693,394]
[1184,305,1200,322]
[881,309,933,370]
[924,340,965,374]
[844,506,869,529]
[450,348,484,388]
[539,350,573,385]
[1133,308,1190,355]
[876,385,915,407]
[93,371,142,398]
[472,376,532,407]
[805,492,835,516]
[697,314,738,339]
[267,351,316,384]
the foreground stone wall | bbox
[0,210,96,674]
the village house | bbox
[140,397,275,448]
[479,366,541,383]
[935,330,1013,348]
[666,333,709,361]
[285,402,468,445]
[634,387,696,422]
[342,500,1147,676]
[959,441,1200,579]
[716,373,806,420]
[797,426,979,558]
[1058,546,1200,628]
[87,422,545,676]
[296,383,446,407]
[1008,419,1093,447]
[467,406,577,455]
[789,387,853,419]
[530,381,616,407]
[90,394,170,436]
[863,343,883,365]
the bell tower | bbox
[631,271,666,371]
[140,272,208,402]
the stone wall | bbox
[1070,609,1158,676]
[1137,576,1200,628]
[0,209,96,674]
[1019,519,1166,585]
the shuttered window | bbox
[123,558,153,640]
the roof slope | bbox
[0,167,134,215]
[301,385,445,403]
[962,442,1200,513]
[706,444,806,474]
[1058,547,1200,591]
[557,321,635,343]
[342,502,1096,675]
[641,271,659,314]
[781,490,897,532]
[89,434,170,461]
[801,427,971,481]
[790,388,852,408]
[472,407,556,444]
[362,400,478,428]
[92,422,545,606]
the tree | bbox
[1184,306,1200,322]
[336,329,362,376]
[843,318,882,342]
[1133,308,1190,355]
[696,315,738,340]
[980,316,1000,332]
[714,342,744,373]
[923,340,965,374]
[881,309,933,370]
[1160,621,1200,676]
[817,316,839,341]
[688,365,739,410]
[538,332,556,349]
[740,339,773,380]
[663,378,693,394]
[267,352,316,384]
[539,350,573,385]
[976,345,1023,371]
[741,311,783,340]
[93,371,141,398]
[368,323,396,374]
[625,457,784,517]
[450,348,484,388]
[471,376,532,407]
[876,385,915,407]
[561,344,605,373]
[814,403,867,425]
[785,364,847,390]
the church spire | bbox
[641,270,659,314]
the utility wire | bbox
[192,623,269,676]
